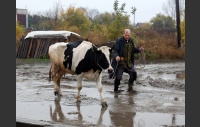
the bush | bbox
[40,54,47,59]
[133,28,185,60]
[16,22,25,48]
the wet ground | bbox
[16,61,185,127]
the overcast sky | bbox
[16,0,170,24]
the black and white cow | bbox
[48,41,113,107]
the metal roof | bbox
[24,31,80,39]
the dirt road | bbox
[16,61,185,127]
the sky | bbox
[16,0,169,24]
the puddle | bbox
[134,113,185,127]
[16,62,185,126]
[16,80,185,126]
[16,98,185,127]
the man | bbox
[111,29,144,93]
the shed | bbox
[16,31,84,58]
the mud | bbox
[16,61,185,127]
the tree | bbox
[107,0,130,40]
[162,0,185,22]
[150,13,175,29]
[180,9,185,47]
[59,6,92,36]
[86,8,100,21]
[93,12,115,26]
[44,1,62,30]
[175,0,181,48]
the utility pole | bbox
[175,0,181,48]
[131,6,137,26]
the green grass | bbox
[16,58,51,66]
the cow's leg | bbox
[51,63,60,96]
[56,73,63,96]
[49,64,52,81]
[96,73,108,107]
[76,74,83,102]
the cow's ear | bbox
[110,45,115,53]
[109,48,112,53]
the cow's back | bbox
[49,42,67,67]
[70,41,92,71]
[49,41,93,73]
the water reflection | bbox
[49,96,183,126]
[49,97,107,126]
[50,97,84,124]
[172,114,176,126]
[50,97,67,122]
[109,93,137,127]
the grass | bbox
[16,58,51,66]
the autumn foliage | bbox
[16,0,185,61]
[133,28,185,60]
[16,22,25,47]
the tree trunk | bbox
[176,0,181,48]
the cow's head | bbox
[92,45,113,73]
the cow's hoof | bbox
[54,91,63,96]
[102,102,108,107]
[76,100,81,103]
[54,91,58,96]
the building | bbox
[16,8,28,28]
[136,23,147,27]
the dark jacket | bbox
[111,36,140,69]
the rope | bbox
[110,61,118,80]
[121,60,136,72]
[135,50,146,68]
[110,50,146,80]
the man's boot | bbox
[114,79,120,93]
[128,83,135,92]
[128,72,137,93]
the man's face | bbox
[123,32,131,41]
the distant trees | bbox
[29,14,54,30]
[25,0,183,46]
[16,1,185,60]
[59,6,92,36]
[150,13,175,29]
[93,12,115,26]
[162,0,185,22]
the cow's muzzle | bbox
[108,69,113,74]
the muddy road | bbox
[16,61,185,127]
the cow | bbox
[48,41,113,107]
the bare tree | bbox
[44,1,62,30]
[162,0,185,22]
[87,9,100,21]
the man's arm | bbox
[113,39,120,58]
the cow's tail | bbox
[49,64,52,81]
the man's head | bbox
[123,29,131,41]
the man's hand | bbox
[139,47,144,52]
[116,56,120,61]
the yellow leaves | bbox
[59,6,92,36]
[16,22,25,47]
[180,9,185,47]
[135,29,185,60]
[85,24,109,45]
